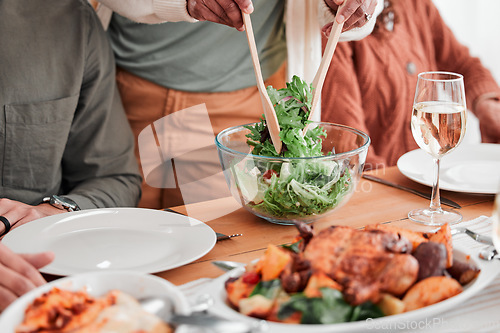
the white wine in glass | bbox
[409,72,467,225]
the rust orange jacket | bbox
[322,0,500,168]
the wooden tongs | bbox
[306,10,345,130]
[243,4,345,148]
[243,13,282,154]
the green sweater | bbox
[108,0,286,92]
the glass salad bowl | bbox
[215,122,370,225]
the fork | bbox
[163,208,242,242]
[451,227,493,245]
[216,233,243,241]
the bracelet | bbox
[0,216,11,237]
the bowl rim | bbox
[215,121,370,161]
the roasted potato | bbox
[226,277,257,308]
[303,272,342,298]
[413,241,447,281]
[428,224,453,268]
[402,276,462,311]
[259,244,292,281]
[376,293,405,316]
[238,295,274,318]
[446,258,481,285]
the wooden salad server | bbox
[304,4,345,134]
[243,12,282,154]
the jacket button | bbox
[407,62,416,75]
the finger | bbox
[0,199,16,235]
[344,0,376,30]
[0,216,9,237]
[187,0,227,25]
[324,0,339,13]
[336,0,364,23]
[1,206,45,233]
[20,252,55,270]
[0,243,47,288]
[0,205,28,230]
[217,0,245,30]
[9,214,36,232]
[343,5,366,30]
[0,286,18,312]
[0,259,39,297]
[234,0,254,14]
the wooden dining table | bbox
[156,166,496,286]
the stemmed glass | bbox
[409,72,467,225]
[492,192,500,251]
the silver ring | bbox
[365,12,373,21]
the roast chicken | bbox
[303,226,419,305]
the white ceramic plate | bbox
[202,247,500,333]
[0,270,190,332]
[397,144,500,194]
[2,208,216,275]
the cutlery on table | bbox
[242,12,282,154]
[163,208,242,242]
[140,296,259,333]
[212,260,246,271]
[362,174,461,209]
[216,233,243,241]
[478,245,498,261]
[304,4,345,134]
[451,227,494,245]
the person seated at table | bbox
[0,0,142,235]
[89,0,382,210]
[321,0,500,169]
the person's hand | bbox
[324,0,378,31]
[0,243,54,311]
[475,98,500,143]
[0,199,64,236]
[187,0,254,31]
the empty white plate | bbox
[397,144,500,194]
[3,208,216,275]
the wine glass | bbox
[492,192,500,251]
[409,71,467,225]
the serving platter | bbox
[201,246,500,333]
[397,144,500,194]
[2,208,216,275]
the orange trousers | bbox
[115,64,286,209]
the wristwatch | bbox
[42,195,80,212]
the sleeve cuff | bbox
[62,194,97,210]
[473,92,500,113]
[153,0,198,23]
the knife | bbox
[212,260,245,271]
[362,174,462,209]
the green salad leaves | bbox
[237,75,351,219]
[250,279,384,325]
[245,75,325,158]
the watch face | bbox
[52,195,79,211]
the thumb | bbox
[19,252,55,269]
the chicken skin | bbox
[303,226,418,305]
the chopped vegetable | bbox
[278,288,383,324]
[237,75,351,219]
